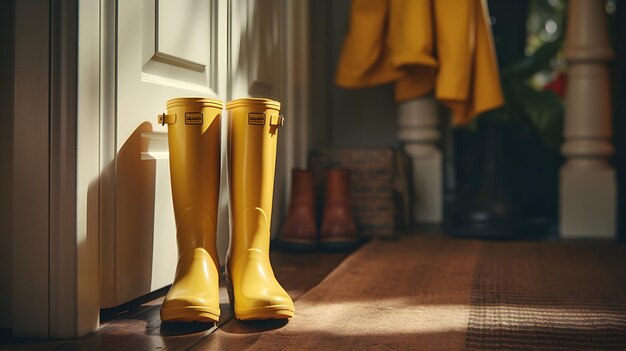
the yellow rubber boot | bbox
[226,98,295,320]
[159,98,223,323]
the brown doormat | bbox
[465,241,626,350]
[237,236,626,350]
[248,235,479,350]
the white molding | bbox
[13,0,101,338]
[139,0,218,96]
[229,0,249,98]
[152,51,206,72]
[68,0,102,338]
[153,0,211,70]
[215,0,230,263]
[282,0,310,209]
[270,0,287,238]
[12,0,50,338]
[49,0,79,338]
[98,0,118,310]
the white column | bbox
[398,95,443,223]
[560,0,616,239]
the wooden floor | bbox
[0,249,350,351]
[3,233,625,350]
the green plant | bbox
[477,38,564,151]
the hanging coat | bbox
[335,0,504,126]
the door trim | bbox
[11,0,99,338]
[283,0,310,190]
[49,0,80,337]
[50,0,101,338]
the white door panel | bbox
[156,0,211,66]
[142,0,216,92]
[101,0,223,308]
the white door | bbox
[8,0,308,337]
[100,0,298,308]
[100,0,229,307]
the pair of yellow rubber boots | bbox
[159,97,294,323]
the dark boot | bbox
[279,169,317,250]
[451,119,519,239]
[320,169,358,250]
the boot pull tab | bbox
[158,113,177,126]
[269,115,285,127]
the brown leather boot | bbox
[279,169,317,250]
[320,169,359,250]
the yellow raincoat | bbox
[335,0,504,126]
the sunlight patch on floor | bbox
[290,299,470,335]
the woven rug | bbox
[208,236,626,350]
[465,241,626,350]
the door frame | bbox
[11,0,309,338]
[12,0,53,338]
[11,0,99,338]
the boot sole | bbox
[161,306,220,323]
[235,306,295,320]
[226,283,294,320]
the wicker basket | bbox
[308,148,409,238]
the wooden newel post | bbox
[397,95,443,223]
[560,0,616,238]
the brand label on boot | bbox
[185,112,203,125]
[248,113,266,126]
